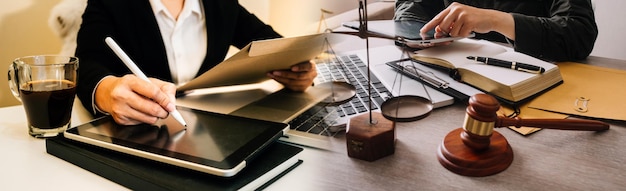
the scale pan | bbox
[318,81,356,105]
[380,95,433,122]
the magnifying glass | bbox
[380,95,432,122]
[318,81,356,105]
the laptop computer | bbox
[200,45,455,149]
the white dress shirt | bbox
[91,0,208,114]
[149,0,207,85]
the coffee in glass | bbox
[8,55,78,138]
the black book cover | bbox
[46,137,303,191]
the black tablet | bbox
[342,20,475,47]
[394,20,474,46]
[64,107,289,177]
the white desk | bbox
[0,105,126,190]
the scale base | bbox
[437,128,513,177]
[346,112,395,162]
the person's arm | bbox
[76,0,177,125]
[398,0,597,61]
[420,3,515,40]
[511,0,598,61]
[75,0,120,115]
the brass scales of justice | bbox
[319,0,435,162]
[320,0,610,177]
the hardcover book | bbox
[410,39,563,105]
[46,137,303,191]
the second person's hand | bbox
[267,60,317,92]
[420,2,515,40]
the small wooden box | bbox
[346,112,395,161]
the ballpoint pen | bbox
[105,37,187,127]
[467,56,545,74]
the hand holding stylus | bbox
[103,37,187,127]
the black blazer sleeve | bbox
[75,0,281,115]
[511,0,597,62]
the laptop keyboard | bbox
[287,54,392,137]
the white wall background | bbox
[590,0,626,60]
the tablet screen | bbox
[394,20,475,46]
[64,107,288,175]
[395,20,443,40]
[342,20,474,46]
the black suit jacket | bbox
[394,0,598,62]
[75,0,281,114]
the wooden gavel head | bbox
[460,93,610,151]
[437,94,514,176]
[461,94,501,151]
[439,93,608,177]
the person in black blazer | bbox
[76,0,316,125]
[394,0,598,62]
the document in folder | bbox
[177,33,347,91]
[528,62,626,121]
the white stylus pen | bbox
[104,37,187,127]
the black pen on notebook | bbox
[467,56,545,74]
[105,37,187,127]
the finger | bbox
[110,77,169,120]
[109,101,160,125]
[269,70,315,81]
[290,61,315,72]
[126,94,169,119]
[267,72,312,91]
[438,7,462,35]
[449,20,463,37]
[421,8,450,34]
[458,22,475,37]
[268,71,296,82]
[111,114,142,126]
[131,78,176,113]
[150,78,177,105]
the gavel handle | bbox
[495,117,610,131]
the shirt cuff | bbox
[91,75,114,116]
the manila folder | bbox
[528,62,626,121]
[177,33,345,91]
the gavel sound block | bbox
[437,94,609,177]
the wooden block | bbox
[346,112,395,162]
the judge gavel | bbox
[438,93,610,177]
[462,93,609,150]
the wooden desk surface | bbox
[271,103,626,190]
[268,36,626,190]
[1,36,624,190]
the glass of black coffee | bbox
[8,55,78,138]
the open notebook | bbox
[409,39,563,105]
